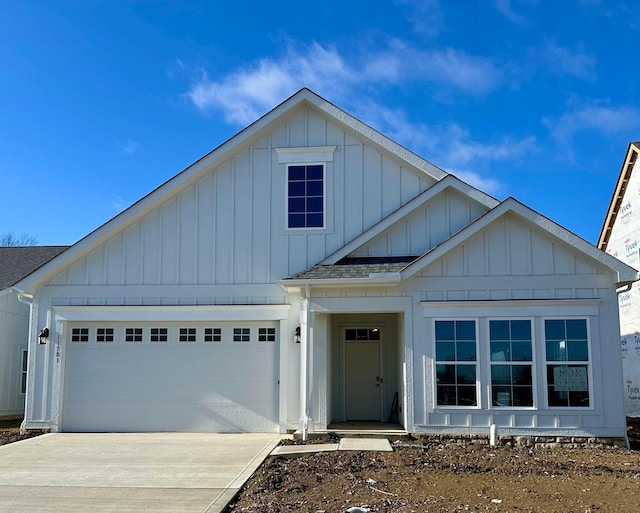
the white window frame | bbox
[275,146,335,233]
[433,318,480,408]
[285,162,326,230]
[543,316,592,410]
[488,318,536,409]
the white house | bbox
[598,141,640,418]
[0,246,67,418]
[14,89,637,439]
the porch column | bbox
[299,286,314,439]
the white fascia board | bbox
[53,304,291,322]
[401,197,640,285]
[321,175,498,265]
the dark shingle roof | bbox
[284,256,419,281]
[0,246,69,290]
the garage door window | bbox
[71,328,89,342]
[233,328,250,342]
[258,327,276,342]
[204,328,222,342]
[96,328,114,343]
[179,328,197,342]
[150,328,168,342]
[125,328,143,342]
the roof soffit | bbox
[598,142,640,250]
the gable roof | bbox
[598,141,640,251]
[320,174,498,265]
[0,246,69,290]
[281,197,639,288]
[16,88,448,291]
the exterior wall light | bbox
[294,326,301,343]
[38,328,49,345]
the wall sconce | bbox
[294,326,301,344]
[38,328,49,345]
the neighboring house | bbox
[598,141,640,418]
[0,246,68,418]
[14,89,637,439]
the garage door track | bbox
[0,432,282,513]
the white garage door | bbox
[61,321,279,432]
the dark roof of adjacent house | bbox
[283,256,420,281]
[0,246,69,290]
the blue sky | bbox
[2,1,639,246]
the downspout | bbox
[15,289,34,435]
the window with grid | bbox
[204,327,222,342]
[435,320,477,406]
[545,319,590,407]
[287,164,324,228]
[258,327,276,342]
[150,328,168,342]
[179,328,197,342]
[233,328,250,342]
[489,320,533,407]
[20,349,28,394]
[125,328,143,342]
[96,328,114,343]
[71,328,89,342]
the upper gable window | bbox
[288,164,324,229]
[275,146,336,231]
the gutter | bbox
[13,287,34,435]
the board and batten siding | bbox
[351,189,489,257]
[0,293,28,417]
[415,213,614,302]
[47,106,437,297]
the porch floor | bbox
[320,421,406,436]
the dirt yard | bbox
[0,418,42,446]
[227,419,640,513]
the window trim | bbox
[487,318,536,409]
[433,318,480,409]
[543,317,592,410]
[285,162,326,230]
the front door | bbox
[345,328,382,420]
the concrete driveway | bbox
[0,432,282,513]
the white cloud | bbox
[397,0,446,36]
[357,103,534,196]
[543,104,640,143]
[185,41,503,124]
[119,140,140,155]
[112,194,128,213]
[186,43,354,124]
[494,0,526,23]
[542,39,596,80]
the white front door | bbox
[345,328,382,420]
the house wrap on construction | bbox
[14,89,638,438]
[599,141,640,418]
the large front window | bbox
[545,319,590,407]
[435,320,477,406]
[288,164,324,228]
[490,319,533,407]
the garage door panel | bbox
[62,323,279,432]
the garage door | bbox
[61,321,279,432]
